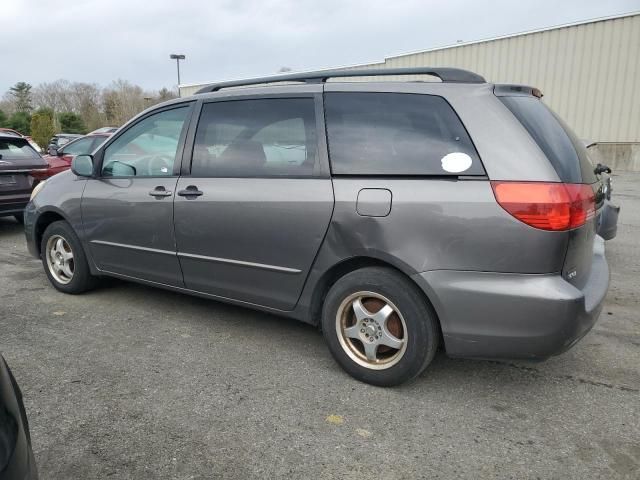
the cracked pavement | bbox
[0,173,639,479]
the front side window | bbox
[61,137,95,156]
[102,106,190,177]
[192,98,317,177]
[324,92,483,176]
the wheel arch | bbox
[33,208,70,256]
[307,256,442,337]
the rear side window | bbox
[192,98,318,177]
[0,137,39,159]
[324,92,483,176]
[499,96,596,184]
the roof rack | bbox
[195,67,486,94]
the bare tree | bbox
[71,83,105,130]
[9,79,179,131]
[102,80,148,126]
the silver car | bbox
[24,68,609,386]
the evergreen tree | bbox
[9,82,33,113]
[31,110,56,151]
[58,112,86,133]
[7,111,31,135]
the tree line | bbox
[0,80,177,149]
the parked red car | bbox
[33,133,111,181]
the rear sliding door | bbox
[174,92,333,310]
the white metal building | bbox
[180,11,640,169]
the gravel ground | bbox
[1,173,639,479]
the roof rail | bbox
[194,67,486,94]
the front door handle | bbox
[177,185,203,198]
[149,186,172,198]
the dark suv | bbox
[24,68,609,386]
[0,134,47,223]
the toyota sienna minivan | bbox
[24,67,609,386]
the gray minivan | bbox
[24,67,609,386]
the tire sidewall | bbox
[322,268,438,387]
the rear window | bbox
[324,92,484,176]
[0,137,39,160]
[499,96,596,184]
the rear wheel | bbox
[41,220,98,294]
[321,267,439,387]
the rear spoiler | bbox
[494,84,543,98]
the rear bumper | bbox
[0,194,29,216]
[412,236,609,360]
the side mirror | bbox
[71,154,94,177]
[48,146,58,156]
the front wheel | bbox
[41,220,98,294]
[321,267,439,387]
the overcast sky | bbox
[1,0,638,93]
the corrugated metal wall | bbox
[181,13,640,143]
[340,13,640,143]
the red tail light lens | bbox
[491,182,595,231]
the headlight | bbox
[30,180,47,201]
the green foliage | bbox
[31,111,56,151]
[9,82,33,113]
[35,107,54,117]
[58,112,86,134]
[7,111,31,135]
[0,109,7,127]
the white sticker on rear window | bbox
[441,152,472,173]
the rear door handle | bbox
[149,186,172,198]
[177,185,203,198]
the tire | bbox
[14,212,24,224]
[322,267,439,387]
[40,220,98,294]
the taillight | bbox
[491,181,595,231]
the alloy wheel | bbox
[45,235,75,285]
[335,291,408,370]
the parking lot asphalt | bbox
[1,174,639,480]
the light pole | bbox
[169,54,186,85]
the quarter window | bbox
[324,92,483,176]
[192,98,317,177]
[102,106,190,177]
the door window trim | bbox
[181,93,330,179]
[92,101,196,179]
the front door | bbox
[174,95,334,310]
[82,104,192,286]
